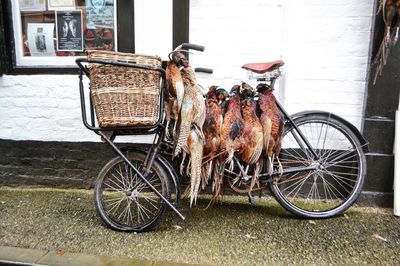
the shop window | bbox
[12,0,117,67]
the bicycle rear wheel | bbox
[94,152,170,232]
[270,114,366,218]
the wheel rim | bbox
[99,159,164,229]
[274,118,364,215]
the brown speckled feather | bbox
[174,67,205,157]
[204,86,222,153]
[188,127,204,207]
[221,89,244,164]
[258,88,285,159]
[241,99,263,165]
[165,61,185,138]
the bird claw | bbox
[180,153,186,176]
[164,129,170,141]
[186,159,191,177]
[267,156,273,176]
[277,158,283,176]
[248,192,255,205]
[229,160,234,172]
[172,120,178,140]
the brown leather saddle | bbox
[242,60,284,74]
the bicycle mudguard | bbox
[289,110,369,152]
[120,146,181,208]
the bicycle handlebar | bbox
[194,67,213,74]
[180,43,205,52]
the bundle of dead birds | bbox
[373,0,400,84]
[166,62,284,207]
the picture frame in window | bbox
[55,10,84,51]
[27,23,56,56]
[48,0,75,11]
[8,0,124,70]
[19,0,46,12]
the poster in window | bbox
[19,0,46,11]
[27,23,56,56]
[48,0,75,10]
[56,10,83,51]
[84,28,114,50]
[85,0,114,29]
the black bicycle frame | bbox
[247,78,322,180]
[275,100,320,160]
[76,58,185,220]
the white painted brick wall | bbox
[0,75,152,142]
[190,0,374,129]
[0,0,374,142]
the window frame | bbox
[1,0,188,75]
[2,0,135,75]
[11,0,119,68]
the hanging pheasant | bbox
[174,66,205,157]
[221,85,245,171]
[373,0,400,83]
[203,86,223,185]
[240,84,264,189]
[257,83,285,176]
[187,126,204,207]
[165,61,185,139]
[174,61,206,207]
[207,88,230,206]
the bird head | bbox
[256,83,273,94]
[241,82,255,99]
[216,88,229,104]
[241,82,254,92]
[230,85,241,95]
[172,52,189,69]
[206,85,219,99]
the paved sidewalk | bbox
[0,246,192,266]
[0,187,399,265]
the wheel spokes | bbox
[101,160,163,228]
[277,119,361,213]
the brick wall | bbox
[190,0,374,129]
[0,75,153,142]
[0,139,111,188]
[0,1,374,141]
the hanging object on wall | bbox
[373,0,400,84]
[27,23,56,56]
[55,10,84,52]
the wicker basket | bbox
[87,50,162,128]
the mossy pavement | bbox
[0,187,399,265]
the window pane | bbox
[19,0,116,58]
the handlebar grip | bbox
[194,67,213,74]
[181,43,205,52]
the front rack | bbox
[76,58,166,136]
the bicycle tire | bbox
[94,152,170,232]
[270,113,366,218]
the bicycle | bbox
[226,61,367,218]
[76,43,368,232]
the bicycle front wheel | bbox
[94,152,170,232]
[270,113,366,218]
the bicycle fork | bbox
[97,130,186,221]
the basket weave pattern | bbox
[87,50,162,128]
